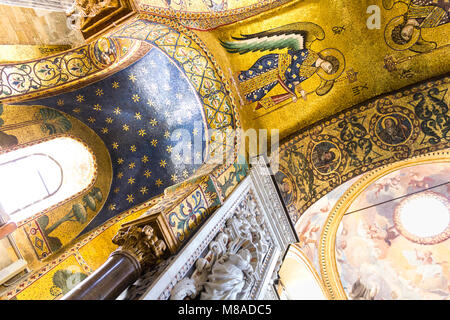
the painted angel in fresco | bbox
[408,172,434,189]
[384,0,449,53]
[366,223,399,246]
[402,249,448,290]
[221,22,346,110]
[297,220,321,258]
[372,176,401,198]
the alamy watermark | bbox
[168,121,280,175]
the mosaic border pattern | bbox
[273,75,450,224]
[0,38,143,103]
[138,0,293,30]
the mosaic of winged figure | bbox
[221,22,345,110]
[384,0,449,53]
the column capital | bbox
[112,224,168,271]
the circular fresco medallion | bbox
[375,113,413,146]
[311,141,341,175]
[394,191,450,245]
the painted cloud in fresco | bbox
[337,162,450,300]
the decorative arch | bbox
[0,104,112,260]
[319,149,450,300]
[271,76,450,226]
[0,38,147,104]
[0,17,242,165]
[0,137,97,224]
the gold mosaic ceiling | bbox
[200,0,450,140]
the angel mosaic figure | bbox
[384,0,449,53]
[221,22,346,110]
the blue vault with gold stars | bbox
[16,47,208,235]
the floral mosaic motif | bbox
[337,116,373,167]
[408,87,449,145]
[273,76,450,224]
[92,38,118,67]
[51,268,88,297]
[36,187,103,254]
[0,107,71,149]
[284,147,316,203]
[168,190,208,242]
[0,38,133,101]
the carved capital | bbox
[112,224,168,271]
[74,0,114,17]
[67,0,138,39]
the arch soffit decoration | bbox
[0,104,114,230]
[0,15,242,167]
[318,149,450,300]
[0,38,148,104]
[0,134,100,225]
[137,0,293,31]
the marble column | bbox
[61,251,142,300]
[62,224,169,300]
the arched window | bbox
[0,137,96,223]
[0,154,62,216]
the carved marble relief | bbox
[117,156,296,300]
[169,191,273,300]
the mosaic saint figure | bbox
[376,116,410,145]
[384,0,449,53]
[311,142,340,174]
[221,22,345,110]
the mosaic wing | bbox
[220,22,325,54]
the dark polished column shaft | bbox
[62,251,141,300]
